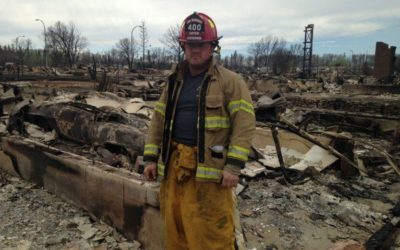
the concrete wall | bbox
[0,137,164,250]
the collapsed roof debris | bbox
[6,93,149,170]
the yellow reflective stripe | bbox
[157,162,221,180]
[205,116,231,129]
[227,99,255,116]
[228,145,249,161]
[157,162,165,176]
[154,102,165,116]
[196,164,222,180]
[144,144,159,156]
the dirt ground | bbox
[0,169,141,250]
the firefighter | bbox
[143,12,255,250]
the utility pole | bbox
[35,18,47,67]
[139,21,149,69]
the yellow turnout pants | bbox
[160,143,235,250]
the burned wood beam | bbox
[317,131,400,177]
[270,126,290,185]
[294,107,400,121]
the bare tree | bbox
[248,36,303,74]
[116,38,133,70]
[160,24,182,63]
[245,55,253,69]
[102,48,121,67]
[139,20,149,67]
[47,21,88,67]
[248,35,280,69]
[149,47,169,69]
[14,38,32,68]
[289,43,302,63]
[0,45,14,65]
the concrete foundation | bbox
[0,136,164,250]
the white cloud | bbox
[0,0,399,54]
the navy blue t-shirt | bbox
[172,71,206,146]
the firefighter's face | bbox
[184,42,213,68]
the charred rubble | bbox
[6,93,149,170]
[0,64,399,249]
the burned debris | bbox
[5,90,151,172]
[233,72,400,249]
[0,83,22,116]
[0,45,399,250]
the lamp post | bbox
[130,25,142,69]
[35,18,47,67]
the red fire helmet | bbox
[178,12,222,43]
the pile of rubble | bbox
[0,67,399,249]
[0,171,141,250]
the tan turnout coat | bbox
[143,58,256,182]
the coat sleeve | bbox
[143,87,167,163]
[225,75,256,169]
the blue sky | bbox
[313,22,400,55]
[0,0,399,57]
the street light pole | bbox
[131,25,142,70]
[35,18,47,67]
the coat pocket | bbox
[205,95,229,131]
[206,95,223,111]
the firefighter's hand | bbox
[143,162,157,181]
[221,170,239,188]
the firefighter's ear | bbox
[213,45,221,55]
